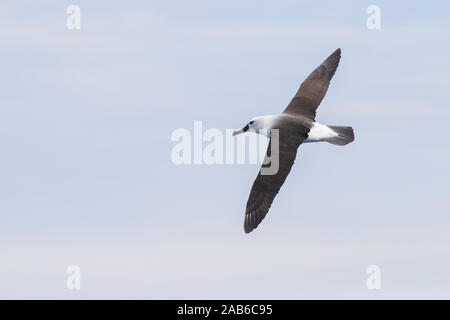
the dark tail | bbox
[325,126,354,146]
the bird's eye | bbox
[249,121,254,124]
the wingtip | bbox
[244,216,253,234]
[244,225,255,234]
[332,48,341,58]
[244,212,257,234]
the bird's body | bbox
[304,122,338,143]
[245,114,343,143]
[233,48,355,233]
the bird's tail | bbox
[325,126,354,145]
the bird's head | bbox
[232,116,273,137]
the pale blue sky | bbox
[1,0,450,298]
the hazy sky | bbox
[1,0,450,299]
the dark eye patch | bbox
[249,121,254,124]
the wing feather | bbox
[244,129,306,233]
[283,48,341,120]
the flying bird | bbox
[232,48,354,233]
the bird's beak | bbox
[232,124,249,136]
[232,128,245,136]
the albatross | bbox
[232,48,354,233]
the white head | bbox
[232,115,275,137]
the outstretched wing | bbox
[244,129,306,233]
[283,48,341,120]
